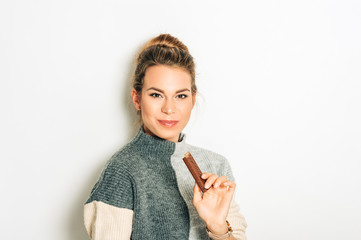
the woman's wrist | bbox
[206,220,234,239]
[205,220,229,235]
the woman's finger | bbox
[222,180,236,192]
[204,174,219,189]
[192,182,202,204]
[213,176,228,188]
[201,172,212,179]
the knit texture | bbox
[85,128,240,239]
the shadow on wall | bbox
[67,53,139,239]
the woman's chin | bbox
[144,123,185,142]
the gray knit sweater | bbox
[85,128,236,239]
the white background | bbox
[1,0,360,239]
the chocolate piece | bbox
[182,152,208,192]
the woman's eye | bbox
[177,94,188,99]
[150,93,162,98]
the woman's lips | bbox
[158,120,179,127]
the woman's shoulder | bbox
[92,136,146,182]
[106,142,144,171]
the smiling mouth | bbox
[158,120,179,127]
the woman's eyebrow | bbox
[146,87,191,94]
[146,87,164,93]
[176,88,191,94]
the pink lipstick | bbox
[158,120,179,127]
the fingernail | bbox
[204,183,210,189]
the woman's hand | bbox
[192,173,236,235]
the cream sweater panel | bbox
[84,201,133,240]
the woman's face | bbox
[132,65,196,142]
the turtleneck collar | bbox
[130,127,187,157]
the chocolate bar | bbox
[183,152,208,192]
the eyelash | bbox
[176,94,188,99]
[149,93,188,99]
[150,93,162,98]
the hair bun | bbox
[143,34,189,52]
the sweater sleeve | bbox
[223,159,248,240]
[227,199,247,240]
[84,160,136,239]
[84,201,134,239]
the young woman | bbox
[84,34,247,240]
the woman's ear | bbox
[131,88,141,111]
[192,92,196,108]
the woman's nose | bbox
[161,99,175,114]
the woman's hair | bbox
[132,34,197,95]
